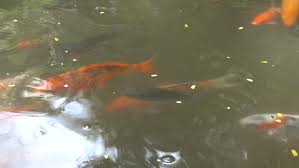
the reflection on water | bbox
[0,0,299,167]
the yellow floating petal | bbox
[291,149,298,157]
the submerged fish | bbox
[251,7,281,25]
[106,73,238,112]
[158,73,238,92]
[30,57,155,93]
[105,96,151,112]
[281,0,299,27]
[240,113,299,142]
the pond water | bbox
[1,0,299,167]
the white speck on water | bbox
[13,19,18,22]
[64,84,69,88]
[72,58,78,62]
[57,22,61,25]
[100,11,105,14]
[246,78,254,83]
[6,73,10,76]
[176,100,182,104]
[103,155,109,159]
[226,106,231,110]
[82,125,91,131]
[242,150,248,160]
[61,62,64,66]
[112,92,116,94]
[65,50,69,53]
[151,74,158,77]
[238,26,244,30]
[191,85,196,89]
[226,56,231,59]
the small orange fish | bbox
[281,0,299,27]
[251,7,281,25]
[105,96,150,112]
[32,57,155,93]
[15,36,47,49]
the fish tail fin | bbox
[132,55,156,73]
[199,73,239,89]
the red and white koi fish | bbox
[240,113,299,142]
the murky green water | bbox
[1,0,299,167]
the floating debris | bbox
[72,58,77,62]
[100,11,105,15]
[63,84,69,88]
[176,100,182,104]
[61,62,64,66]
[190,85,196,90]
[260,60,268,64]
[242,150,248,160]
[13,19,18,22]
[57,22,61,25]
[238,26,244,30]
[103,154,109,159]
[226,106,231,110]
[184,24,189,28]
[226,56,231,59]
[246,78,254,83]
[54,37,59,42]
[150,74,158,77]
[291,149,298,157]
[7,84,15,87]
[65,50,69,53]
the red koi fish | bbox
[105,96,151,112]
[31,57,155,93]
[251,7,281,25]
[281,0,299,27]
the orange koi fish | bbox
[251,7,281,25]
[31,57,155,93]
[281,0,299,27]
